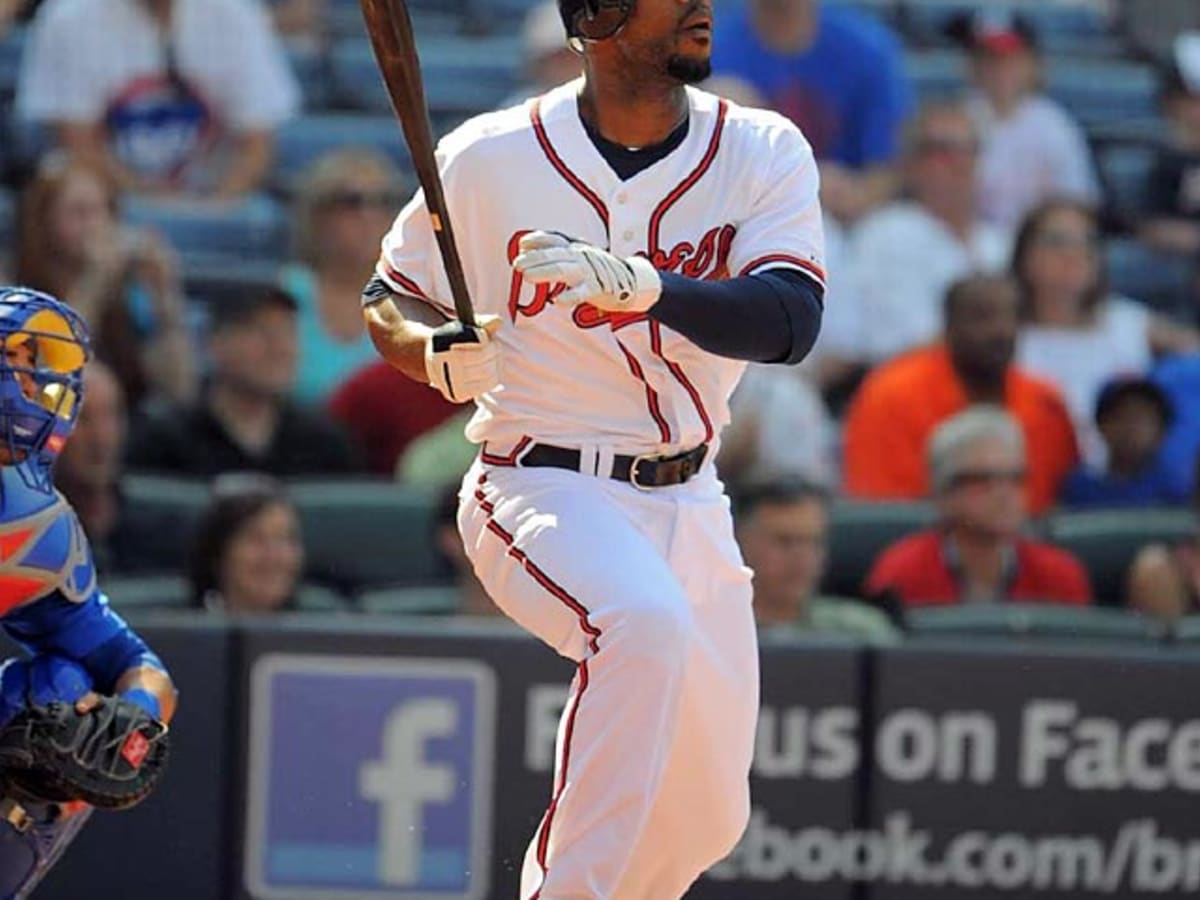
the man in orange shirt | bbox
[843,274,1076,514]
[864,407,1092,606]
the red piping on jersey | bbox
[377,259,456,317]
[738,253,827,285]
[480,436,533,467]
[649,321,714,443]
[616,340,672,444]
[531,98,610,233]
[647,99,728,258]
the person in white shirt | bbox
[951,11,1100,231]
[842,101,1010,364]
[1012,199,1200,464]
[17,0,300,200]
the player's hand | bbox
[425,316,502,404]
[513,231,662,313]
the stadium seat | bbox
[823,500,937,598]
[271,114,414,192]
[0,27,25,101]
[123,194,290,265]
[327,0,468,37]
[294,584,352,612]
[358,584,462,616]
[119,474,212,573]
[904,50,967,102]
[289,480,441,592]
[897,0,1118,56]
[1095,141,1157,221]
[285,43,332,112]
[1042,507,1197,607]
[102,574,192,611]
[906,603,1162,643]
[329,36,519,116]
[1045,60,1159,135]
[1104,238,1195,318]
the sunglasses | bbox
[949,468,1026,490]
[1032,229,1100,252]
[321,189,403,212]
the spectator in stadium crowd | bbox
[1141,34,1200,260]
[0,0,33,37]
[709,0,912,223]
[503,0,582,106]
[268,0,326,52]
[717,365,834,491]
[284,149,408,406]
[1012,199,1200,464]
[735,478,899,643]
[1128,494,1200,621]
[843,274,1077,515]
[328,361,459,476]
[841,102,1010,365]
[864,407,1093,608]
[17,0,300,200]
[1151,352,1200,502]
[1060,376,1190,508]
[15,152,196,408]
[128,283,360,477]
[950,11,1100,230]
[396,409,476,486]
[55,361,159,573]
[189,474,307,614]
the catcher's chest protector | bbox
[0,800,91,900]
[0,468,95,616]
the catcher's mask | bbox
[0,289,89,483]
[559,0,636,46]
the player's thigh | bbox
[460,464,690,662]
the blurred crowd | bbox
[1,0,1199,638]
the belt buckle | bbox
[629,452,658,491]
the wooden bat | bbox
[359,0,476,327]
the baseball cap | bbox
[207,281,298,332]
[947,10,1037,57]
[1094,375,1174,428]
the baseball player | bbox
[362,1,825,897]
[0,288,175,899]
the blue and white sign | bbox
[245,654,496,900]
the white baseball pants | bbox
[459,456,759,900]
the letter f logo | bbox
[359,700,458,885]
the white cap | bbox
[523,1,569,61]
[1175,32,1200,93]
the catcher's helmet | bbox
[0,288,89,479]
[558,0,635,42]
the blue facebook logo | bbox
[245,655,496,900]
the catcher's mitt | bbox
[0,696,169,810]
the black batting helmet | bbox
[558,0,636,42]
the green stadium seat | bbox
[290,480,441,593]
[358,585,462,616]
[119,474,212,572]
[823,500,937,598]
[1043,508,1197,607]
[102,574,191,611]
[906,602,1162,643]
[294,584,352,613]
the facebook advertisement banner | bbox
[866,644,1200,900]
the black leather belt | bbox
[515,442,709,489]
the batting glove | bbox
[513,231,662,313]
[425,316,502,404]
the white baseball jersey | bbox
[378,81,826,455]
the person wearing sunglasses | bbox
[865,406,1092,608]
[285,149,409,407]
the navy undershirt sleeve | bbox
[649,268,824,365]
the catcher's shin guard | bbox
[0,798,90,900]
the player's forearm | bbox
[363,297,433,383]
[114,666,177,725]
[651,269,823,364]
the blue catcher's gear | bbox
[0,288,89,493]
[0,657,92,729]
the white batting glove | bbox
[424,315,502,403]
[513,231,662,313]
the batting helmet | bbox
[558,0,635,42]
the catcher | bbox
[0,287,174,899]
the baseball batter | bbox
[362,1,826,896]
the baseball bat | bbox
[359,0,476,327]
